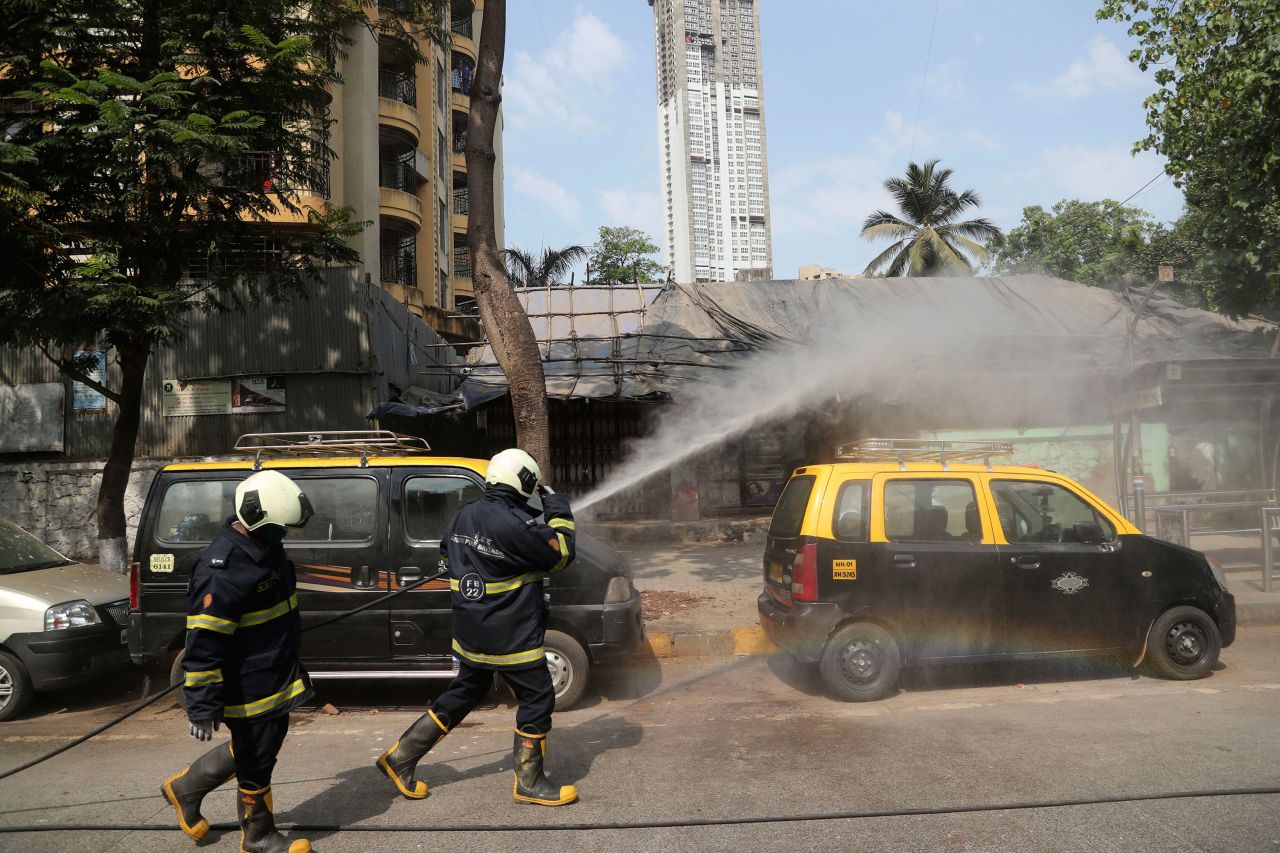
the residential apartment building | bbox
[798,265,862,281]
[263,0,501,332]
[647,0,772,283]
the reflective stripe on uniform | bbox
[551,532,570,572]
[451,640,546,667]
[184,668,223,687]
[239,594,298,628]
[222,678,308,719]
[448,572,543,596]
[548,518,575,531]
[186,613,237,635]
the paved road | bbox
[2,629,1279,852]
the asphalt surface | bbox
[2,627,1279,851]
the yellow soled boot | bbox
[161,740,235,841]
[237,785,310,853]
[512,728,578,806]
[376,709,449,799]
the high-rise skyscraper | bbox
[648,0,773,283]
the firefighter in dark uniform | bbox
[160,469,316,853]
[377,448,579,806]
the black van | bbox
[757,440,1236,701]
[127,439,642,709]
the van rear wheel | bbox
[820,622,901,702]
[1146,606,1220,680]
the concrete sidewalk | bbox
[613,537,1280,661]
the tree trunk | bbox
[96,335,149,572]
[465,0,551,472]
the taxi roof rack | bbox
[835,438,1014,472]
[235,430,432,469]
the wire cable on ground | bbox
[0,785,1276,834]
[0,570,445,783]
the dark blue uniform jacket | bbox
[182,519,313,722]
[442,487,577,669]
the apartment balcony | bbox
[377,72,420,142]
[380,186,422,230]
[450,54,475,96]
[380,253,418,289]
[232,150,331,225]
[453,242,473,281]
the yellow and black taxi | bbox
[127,432,642,709]
[758,439,1236,701]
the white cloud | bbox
[598,188,662,234]
[503,12,632,131]
[510,167,582,221]
[1026,36,1144,100]
[1042,143,1165,200]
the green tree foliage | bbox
[0,0,445,563]
[860,160,1002,277]
[502,244,587,287]
[588,226,666,285]
[992,200,1157,286]
[1097,0,1280,315]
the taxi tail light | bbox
[129,561,140,611]
[791,542,819,602]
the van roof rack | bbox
[235,431,432,468]
[835,438,1014,471]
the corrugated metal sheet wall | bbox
[0,267,463,460]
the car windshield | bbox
[0,519,74,574]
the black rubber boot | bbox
[512,728,578,806]
[237,784,310,853]
[161,741,235,842]
[376,709,449,799]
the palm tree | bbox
[860,160,1002,277]
[502,244,588,287]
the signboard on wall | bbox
[232,376,286,414]
[0,383,64,452]
[71,351,108,413]
[162,379,232,417]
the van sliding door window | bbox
[404,477,484,542]
[291,477,379,543]
[884,480,981,543]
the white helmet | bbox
[485,448,542,498]
[235,470,314,531]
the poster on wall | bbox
[71,351,108,413]
[161,379,232,417]
[0,383,64,451]
[232,376,286,414]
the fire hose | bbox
[0,567,447,784]
[0,570,1278,835]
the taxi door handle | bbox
[1015,555,1041,570]
[397,566,423,587]
[893,554,917,569]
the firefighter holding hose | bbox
[377,448,579,806]
[161,469,315,853]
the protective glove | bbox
[536,482,556,496]
[190,719,220,742]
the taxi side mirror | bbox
[1073,521,1105,545]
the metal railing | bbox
[1131,489,1278,533]
[378,68,417,107]
[452,128,467,153]
[451,15,473,38]
[380,252,416,286]
[452,188,469,216]
[232,149,330,197]
[379,157,417,193]
[453,245,472,279]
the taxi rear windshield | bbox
[770,475,815,539]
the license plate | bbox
[768,562,784,584]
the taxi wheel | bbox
[1145,606,1221,680]
[820,622,901,702]
[0,650,34,722]
[545,630,589,711]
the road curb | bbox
[642,604,1280,660]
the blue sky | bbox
[500,1,1184,280]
